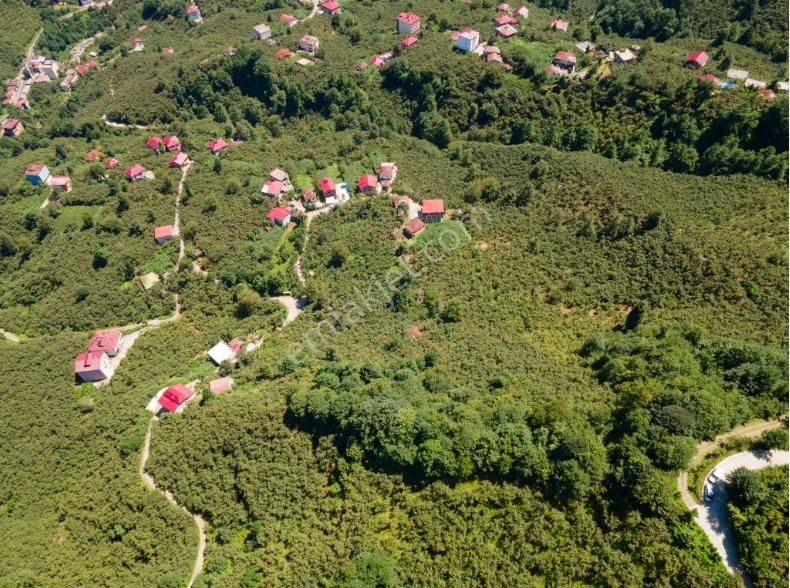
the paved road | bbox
[681,449,789,585]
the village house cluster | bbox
[686,51,788,99]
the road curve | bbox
[140,415,207,587]
[680,449,789,586]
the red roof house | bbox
[319,177,336,197]
[158,384,194,413]
[549,18,569,31]
[279,13,298,26]
[403,218,425,238]
[208,137,228,154]
[74,351,111,382]
[493,14,518,26]
[261,180,284,197]
[400,36,418,48]
[321,0,341,14]
[105,158,119,169]
[88,330,122,356]
[50,175,72,192]
[685,51,708,69]
[267,206,291,226]
[275,48,293,60]
[162,135,181,152]
[421,199,444,222]
[169,151,189,168]
[397,12,421,34]
[357,174,380,193]
[85,149,100,163]
[209,377,234,394]
[406,325,423,338]
[553,50,576,71]
[124,163,146,180]
[302,188,317,202]
[154,225,174,243]
[698,73,721,86]
[146,135,163,151]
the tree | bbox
[329,241,349,267]
[727,468,766,507]
[236,288,261,317]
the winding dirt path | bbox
[101,114,152,129]
[0,329,20,343]
[140,414,206,588]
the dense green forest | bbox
[726,466,789,588]
[0,0,786,584]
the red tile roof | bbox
[208,137,228,153]
[85,149,100,162]
[209,377,234,394]
[698,73,721,86]
[124,163,145,178]
[404,218,425,236]
[146,136,162,150]
[321,0,340,11]
[105,158,119,169]
[407,325,422,338]
[262,180,284,196]
[319,177,335,194]
[422,199,444,215]
[275,48,293,59]
[89,330,122,353]
[25,163,46,176]
[493,14,517,25]
[686,51,708,67]
[267,206,291,224]
[154,225,174,240]
[74,351,105,373]
[357,174,378,191]
[398,12,420,24]
[169,151,189,167]
[554,50,576,64]
[162,135,180,150]
[159,384,194,412]
[302,188,316,201]
[400,36,418,47]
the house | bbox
[208,137,228,154]
[209,377,234,395]
[396,12,421,35]
[296,58,313,66]
[154,225,174,244]
[139,272,160,290]
[74,60,99,76]
[280,13,298,26]
[50,176,72,192]
[496,2,510,11]
[162,135,181,152]
[514,5,529,17]
[697,73,721,86]
[321,0,341,14]
[550,18,569,31]
[105,158,119,169]
[744,78,766,89]
[371,55,385,67]
[186,4,202,22]
[261,180,285,198]
[776,81,788,92]
[457,29,480,53]
[15,97,30,110]
[613,48,636,64]
[275,48,293,59]
[85,149,100,163]
[496,24,518,38]
[169,151,189,168]
[208,341,237,364]
[132,38,144,51]
[357,174,381,194]
[684,51,708,69]
[302,188,317,204]
[268,168,292,190]
[403,218,425,238]
[487,52,504,65]
[378,162,398,188]
[146,136,163,152]
[74,351,111,382]
[319,177,336,201]
[124,163,146,181]
[299,35,320,53]
[2,118,24,137]
[158,384,194,413]
[553,50,576,72]
[758,89,775,100]
[420,199,444,222]
[137,24,148,32]
[726,68,748,80]
[25,163,50,185]
[88,330,122,356]
[401,36,418,48]
[60,73,78,91]
[254,24,272,40]
[224,47,237,57]
[576,41,596,53]
[267,206,291,226]
[493,14,518,26]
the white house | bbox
[457,30,480,53]
[208,341,237,365]
[254,24,272,40]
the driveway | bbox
[685,449,789,584]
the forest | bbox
[0,0,786,585]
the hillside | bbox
[0,0,786,585]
